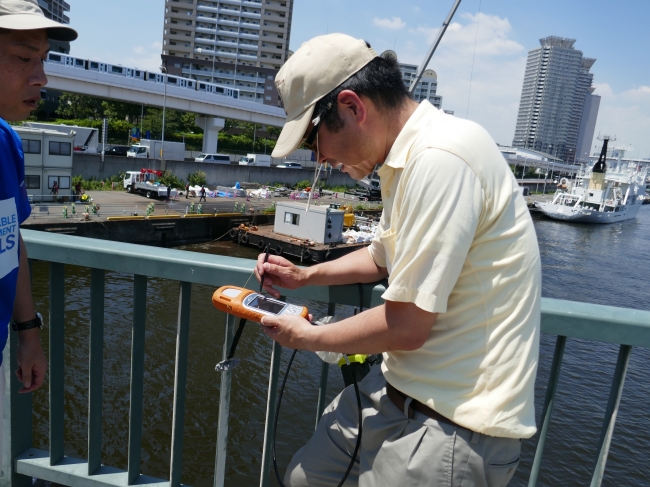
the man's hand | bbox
[15,329,47,393]
[254,254,307,298]
[260,314,315,350]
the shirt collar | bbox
[381,100,439,172]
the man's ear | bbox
[337,90,366,123]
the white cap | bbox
[0,0,77,41]
[272,33,377,158]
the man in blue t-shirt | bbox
[0,0,78,456]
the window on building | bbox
[49,141,71,156]
[48,176,70,189]
[284,212,299,225]
[25,175,40,189]
[22,139,41,154]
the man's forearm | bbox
[303,247,388,287]
[13,236,36,323]
[303,301,437,355]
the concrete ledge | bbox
[147,214,181,219]
[182,213,214,218]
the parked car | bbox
[195,153,231,164]
[105,146,130,156]
[276,162,303,169]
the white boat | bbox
[535,137,648,223]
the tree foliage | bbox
[187,171,207,186]
[158,170,185,190]
[50,93,281,153]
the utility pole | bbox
[408,0,463,93]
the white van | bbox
[195,153,231,164]
[238,153,271,166]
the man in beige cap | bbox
[0,0,78,464]
[256,33,540,486]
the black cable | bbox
[226,318,247,360]
[272,349,362,487]
[272,287,367,487]
[273,348,298,486]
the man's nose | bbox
[30,62,48,88]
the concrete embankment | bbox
[73,154,357,188]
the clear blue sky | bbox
[66,0,650,157]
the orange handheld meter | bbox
[212,285,309,323]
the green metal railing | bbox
[2,230,649,487]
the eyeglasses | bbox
[303,102,332,152]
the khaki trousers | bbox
[285,366,522,487]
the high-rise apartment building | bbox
[38,0,71,53]
[380,51,443,109]
[162,0,293,106]
[512,36,600,163]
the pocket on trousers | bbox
[486,457,520,487]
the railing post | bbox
[315,302,336,429]
[87,268,105,475]
[529,335,567,487]
[590,344,632,487]
[214,313,236,487]
[259,341,282,487]
[127,275,148,484]
[49,262,65,465]
[170,282,192,487]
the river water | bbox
[27,206,650,486]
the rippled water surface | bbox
[28,206,650,486]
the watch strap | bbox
[12,313,43,332]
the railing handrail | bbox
[22,229,650,346]
[9,230,650,487]
[21,229,388,310]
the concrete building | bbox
[512,36,600,163]
[162,0,294,107]
[381,50,443,109]
[38,0,71,54]
[38,0,72,118]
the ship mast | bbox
[590,134,615,190]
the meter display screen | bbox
[248,295,285,315]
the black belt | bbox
[386,382,460,428]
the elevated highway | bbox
[43,62,287,127]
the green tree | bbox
[56,93,104,119]
[187,171,206,186]
[158,170,184,190]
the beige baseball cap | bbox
[0,0,77,41]
[272,33,377,158]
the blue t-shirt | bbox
[0,118,32,363]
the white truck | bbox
[123,169,178,199]
[238,153,271,166]
[127,140,185,161]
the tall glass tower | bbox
[512,37,600,163]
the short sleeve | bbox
[368,211,388,267]
[7,126,32,223]
[381,149,483,313]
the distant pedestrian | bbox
[166,185,171,202]
[199,185,206,202]
[75,181,81,196]
[185,182,190,199]
[51,180,58,196]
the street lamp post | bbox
[160,65,167,170]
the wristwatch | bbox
[12,312,44,332]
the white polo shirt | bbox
[369,101,541,439]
